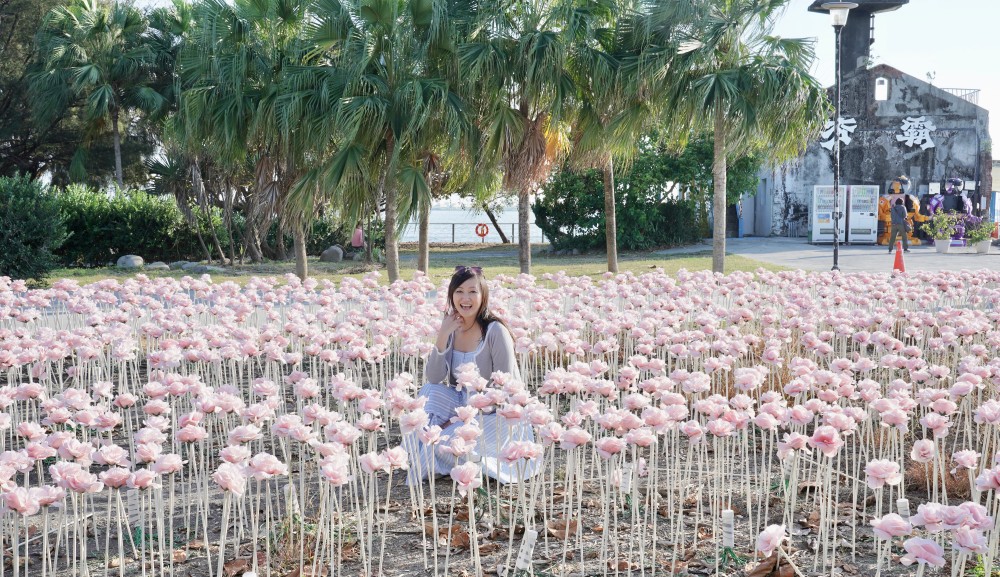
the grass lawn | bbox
[46,243,786,286]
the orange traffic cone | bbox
[893,240,905,273]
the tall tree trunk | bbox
[111,106,123,189]
[384,135,400,282]
[482,204,509,243]
[712,110,728,274]
[417,198,430,272]
[293,222,307,280]
[224,184,238,265]
[518,189,531,274]
[193,223,211,263]
[243,219,263,263]
[603,156,619,273]
[274,223,288,260]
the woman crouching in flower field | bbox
[403,265,540,485]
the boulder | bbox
[571,248,580,256]
[116,255,144,268]
[146,262,170,271]
[320,245,344,263]
[203,265,227,274]
[352,251,365,262]
[169,260,190,270]
[181,262,204,272]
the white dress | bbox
[404,324,540,485]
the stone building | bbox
[743,1,992,238]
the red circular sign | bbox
[475,223,489,238]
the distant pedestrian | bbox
[351,224,366,251]
[888,198,910,252]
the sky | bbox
[135,0,997,140]
[772,0,998,141]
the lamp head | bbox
[821,2,859,26]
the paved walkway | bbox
[655,237,1000,273]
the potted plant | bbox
[964,215,995,254]
[925,211,959,253]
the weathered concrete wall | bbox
[763,64,991,236]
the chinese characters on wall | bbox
[820,117,857,150]
[895,116,937,149]
[819,116,939,150]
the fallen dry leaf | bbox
[746,552,796,577]
[172,550,187,563]
[608,558,638,571]
[187,540,206,550]
[841,563,858,574]
[223,558,250,577]
[479,542,501,555]
[424,523,471,549]
[107,557,121,569]
[545,518,580,540]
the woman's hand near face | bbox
[435,311,463,353]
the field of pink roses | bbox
[1,269,999,577]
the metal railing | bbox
[941,88,980,105]
[404,222,547,244]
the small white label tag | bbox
[127,489,140,526]
[722,509,735,548]
[514,528,538,570]
[619,469,632,493]
[896,498,911,520]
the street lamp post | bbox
[822,2,857,271]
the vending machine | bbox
[846,185,879,243]
[811,185,847,243]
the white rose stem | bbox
[627,448,639,569]
[154,485,166,577]
[508,459,528,572]
[429,465,439,576]
[12,511,19,577]
[468,485,482,576]
[310,482,325,577]
[407,447,427,571]
[42,507,50,577]
[983,496,1000,577]
[216,492,231,577]
[443,478,458,576]
[199,443,212,575]
[377,467,394,577]
[251,479,261,574]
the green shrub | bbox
[56,185,221,266]
[0,174,68,280]
[534,133,761,251]
[534,167,702,251]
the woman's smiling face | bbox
[452,277,484,322]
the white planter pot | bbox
[935,239,951,253]
[976,240,992,254]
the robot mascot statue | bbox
[877,176,926,245]
[926,178,972,241]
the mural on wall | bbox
[763,64,991,238]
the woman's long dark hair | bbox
[447,267,510,338]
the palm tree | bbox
[457,0,577,274]
[31,0,162,187]
[645,0,828,273]
[565,0,657,274]
[287,0,472,283]
[179,0,318,278]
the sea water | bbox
[399,208,546,244]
